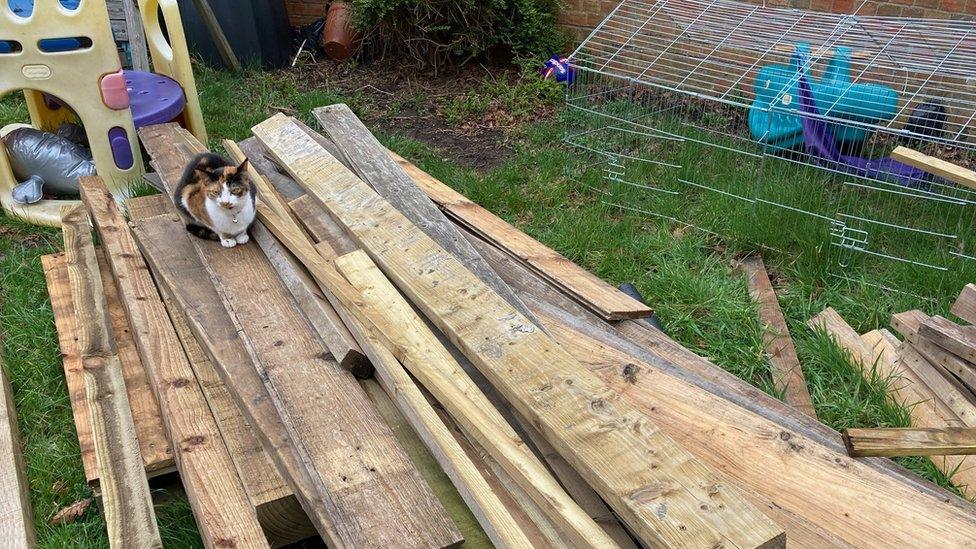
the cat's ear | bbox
[236,159,250,173]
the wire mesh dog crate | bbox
[566,0,976,300]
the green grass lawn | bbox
[0,62,969,546]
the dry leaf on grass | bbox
[50,498,91,525]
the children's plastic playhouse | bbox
[0,0,207,226]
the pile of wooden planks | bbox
[809,294,976,499]
[37,108,976,547]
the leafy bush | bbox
[351,0,566,68]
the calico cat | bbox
[174,152,257,248]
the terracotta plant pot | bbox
[322,2,358,61]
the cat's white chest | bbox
[205,197,254,237]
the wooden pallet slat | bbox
[77,180,269,548]
[843,427,976,457]
[255,113,785,549]
[952,284,976,325]
[739,256,816,418]
[61,204,163,548]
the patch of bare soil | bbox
[286,60,553,168]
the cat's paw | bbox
[235,232,250,244]
[220,238,237,248]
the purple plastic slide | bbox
[795,52,929,188]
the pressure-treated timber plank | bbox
[245,133,632,544]
[739,256,816,418]
[42,252,175,485]
[242,129,628,545]
[0,329,36,548]
[892,310,976,400]
[891,146,976,190]
[468,224,976,519]
[385,147,651,321]
[953,284,976,325]
[77,181,269,548]
[61,204,162,548]
[335,250,610,548]
[255,113,784,549]
[544,306,976,546]
[125,193,170,220]
[188,0,240,70]
[313,105,545,328]
[333,255,533,548]
[843,427,976,457]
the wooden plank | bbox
[255,113,784,549]
[43,253,175,485]
[131,215,334,544]
[468,227,976,520]
[162,294,314,546]
[225,139,368,375]
[0,329,36,548]
[250,224,370,377]
[334,255,534,549]
[545,306,976,546]
[892,310,976,399]
[77,181,269,548]
[920,315,976,365]
[61,204,162,548]
[125,194,169,220]
[387,147,651,321]
[139,124,462,549]
[335,250,609,548]
[120,0,149,70]
[285,175,630,544]
[360,379,494,548]
[891,146,976,190]
[953,284,976,325]
[811,308,976,500]
[312,106,545,328]
[843,427,976,457]
[739,257,816,418]
[189,0,241,71]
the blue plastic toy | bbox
[541,56,575,84]
[749,43,899,152]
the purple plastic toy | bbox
[106,70,186,169]
[794,51,928,188]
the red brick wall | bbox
[560,0,976,40]
[284,0,330,26]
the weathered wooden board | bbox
[387,147,651,321]
[810,308,976,500]
[920,315,976,366]
[335,250,608,548]
[313,105,544,328]
[0,329,36,548]
[255,113,784,549]
[125,194,314,546]
[78,181,269,548]
[739,256,816,417]
[844,427,976,457]
[133,127,462,548]
[891,310,976,400]
[546,307,976,546]
[61,204,162,548]
[42,252,174,486]
[891,146,976,190]
[952,284,976,325]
